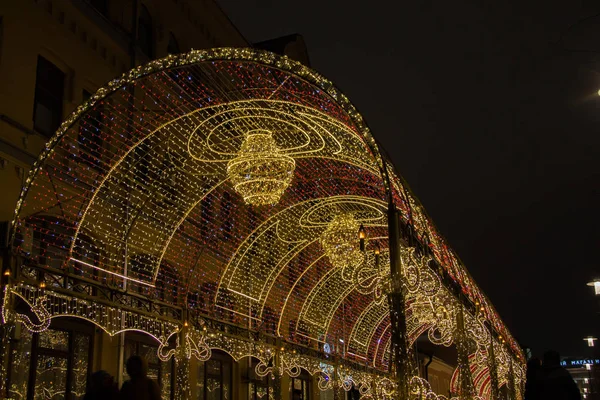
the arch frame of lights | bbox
[9,47,521,359]
[3,47,525,400]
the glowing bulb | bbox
[358,224,366,240]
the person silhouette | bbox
[524,357,542,400]
[119,356,161,400]
[538,350,581,400]
[83,370,119,400]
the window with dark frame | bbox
[246,358,272,400]
[14,322,94,400]
[138,5,153,58]
[123,334,174,400]
[33,56,65,137]
[290,374,310,400]
[85,0,109,16]
[197,351,233,400]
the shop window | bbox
[79,90,103,167]
[197,351,233,400]
[33,56,65,137]
[246,358,272,400]
[8,322,94,400]
[347,386,360,400]
[290,373,310,400]
[138,5,153,58]
[123,334,173,399]
[8,326,33,399]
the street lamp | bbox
[584,336,597,347]
[587,278,600,295]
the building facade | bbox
[0,2,524,400]
[562,358,600,399]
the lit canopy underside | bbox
[12,48,521,367]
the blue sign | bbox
[561,359,600,367]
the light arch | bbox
[7,48,524,392]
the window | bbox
[156,263,179,304]
[246,358,272,400]
[31,217,72,270]
[167,32,180,54]
[33,56,65,137]
[123,334,173,399]
[290,374,310,400]
[138,5,153,57]
[86,0,108,16]
[197,351,233,400]
[8,322,94,400]
[79,90,103,167]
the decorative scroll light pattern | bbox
[2,283,179,341]
[227,131,295,206]
[157,325,211,362]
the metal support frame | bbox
[387,205,412,398]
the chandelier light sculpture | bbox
[320,213,364,271]
[227,131,296,206]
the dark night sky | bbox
[217,0,600,357]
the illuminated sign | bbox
[561,359,600,367]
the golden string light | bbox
[3,45,526,399]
